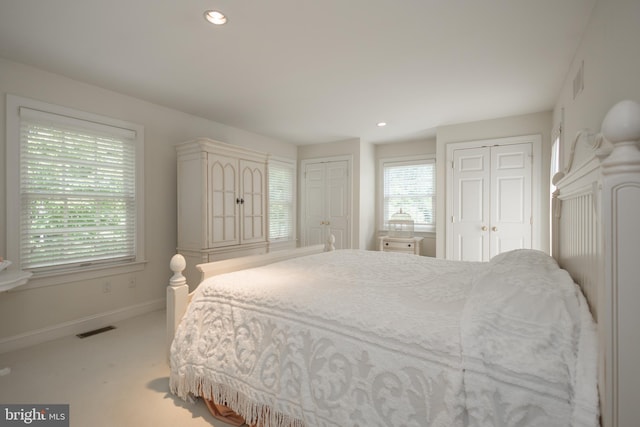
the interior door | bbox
[304,162,327,246]
[451,147,491,261]
[303,160,350,249]
[451,142,532,261]
[490,143,532,257]
[325,160,349,249]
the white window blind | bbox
[382,159,436,230]
[268,161,294,241]
[18,107,137,271]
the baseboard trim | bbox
[0,298,165,354]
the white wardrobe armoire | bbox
[177,138,269,286]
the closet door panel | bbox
[304,163,327,246]
[303,160,350,248]
[490,143,532,258]
[326,161,350,246]
[452,147,491,261]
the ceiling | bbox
[0,0,595,145]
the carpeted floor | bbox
[0,309,241,427]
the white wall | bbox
[0,58,296,348]
[435,111,553,258]
[359,141,376,250]
[553,0,640,167]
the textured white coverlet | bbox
[460,250,598,427]
[170,250,598,427]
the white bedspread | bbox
[460,250,598,427]
[170,249,598,427]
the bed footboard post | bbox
[167,253,189,361]
[325,234,336,251]
[599,100,640,427]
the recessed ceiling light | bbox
[377,122,387,127]
[204,10,227,25]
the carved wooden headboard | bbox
[552,100,640,427]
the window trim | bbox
[6,94,146,289]
[378,155,436,234]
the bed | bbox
[167,99,640,427]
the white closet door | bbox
[490,143,532,257]
[451,147,491,261]
[325,160,350,249]
[303,160,350,249]
[451,142,532,261]
[303,162,327,246]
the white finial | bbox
[601,100,640,145]
[169,254,186,287]
[325,234,336,251]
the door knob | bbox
[481,226,488,231]
[492,226,498,232]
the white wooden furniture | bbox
[0,269,32,292]
[176,138,269,286]
[378,235,423,255]
[551,99,640,427]
[168,99,640,427]
[167,236,335,360]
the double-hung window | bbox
[380,157,436,232]
[268,159,296,243]
[6,95,145,284]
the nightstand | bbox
[378,236,423,255]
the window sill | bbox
[12,260,147,292]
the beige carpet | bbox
[0,309,242,427]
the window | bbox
[380,157,436,232]
[6,95,145,283]
[550,134,561,191]
[549,123,562,255]
[268,159,295,242]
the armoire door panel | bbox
[209,155,239,247]
[240,160,266,244]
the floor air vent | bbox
[76,326,116,339]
